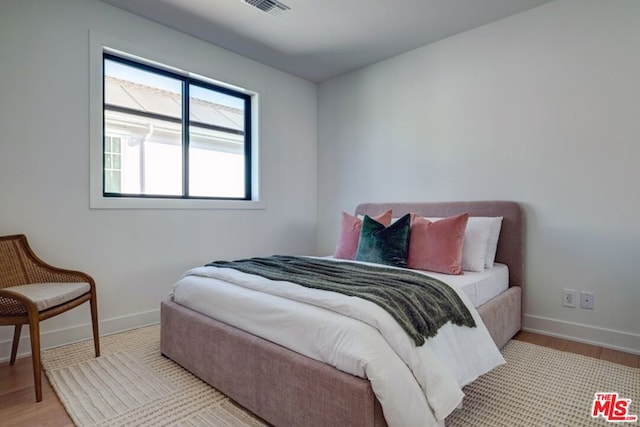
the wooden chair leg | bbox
[27,310,42,402]
[90,292,100,357]
[10,324,22,365]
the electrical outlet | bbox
[580,291,595,309]
[563,289,577,308]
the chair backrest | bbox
[0,234,84,290]
[0,234,32,289]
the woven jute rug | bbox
[42,325,639,427]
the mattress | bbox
[420,262,509,308]
[322,256,509,308]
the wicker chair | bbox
[0,234,100,402]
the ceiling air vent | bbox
[242,0,290,16]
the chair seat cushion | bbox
[4,282,90,311]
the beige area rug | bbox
[42,325,267,426]
[42,325,639,427]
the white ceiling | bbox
[99,0,553,82]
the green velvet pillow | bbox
[355,213,411,267]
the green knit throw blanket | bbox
[206,256,476,346]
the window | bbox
[104,135,122,193]
[103,53,252,200]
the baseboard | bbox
[523,314,640,355]
[0,308,160,363]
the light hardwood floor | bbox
[1,332,638,426]
[0,355,73,426]
[513,331,639,368]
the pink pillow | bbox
[407,213,469,275]
[334,210,392,260]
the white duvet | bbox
[171,258,505,427]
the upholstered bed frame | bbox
[161,201,524,427]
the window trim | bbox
[89,31,264,210]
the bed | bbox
[160,200,524,427]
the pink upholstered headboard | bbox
[354,201,525,290]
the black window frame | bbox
[103,52,252,200]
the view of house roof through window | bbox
[103,54,251,200]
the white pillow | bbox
[481,217,503,269]
[424,216,503,271]
[459,219,491,272]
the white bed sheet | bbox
[322,255,508,308]
[421,263,509,308]
[171,259,505,427]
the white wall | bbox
[0,0,317,359]
[318,0,640,353]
